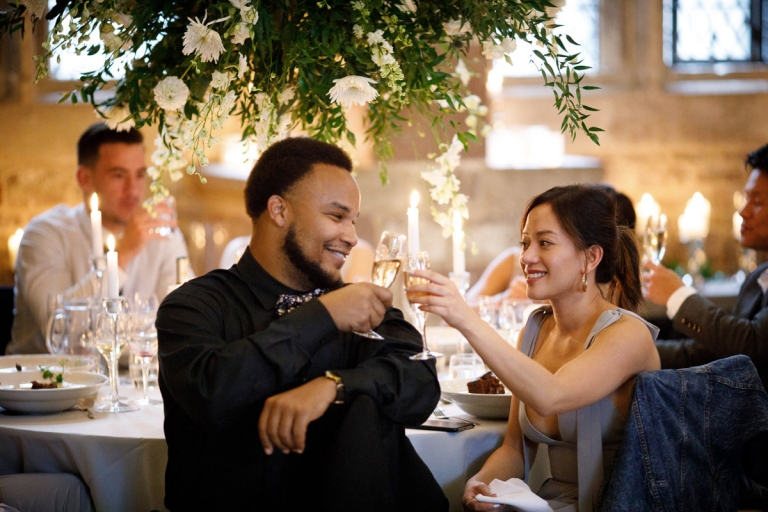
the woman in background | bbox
[408,185,659,511]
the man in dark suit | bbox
[644,143,768,386]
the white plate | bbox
[441,377,512,420]
[0,370,106,413]
[0,354,98,374]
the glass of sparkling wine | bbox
[404,251,443,360]
[355,231,406,340]
[92,298,138,413]
[129,310,162,407]
[644,213,668,265]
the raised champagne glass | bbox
[644,213,668,265]
[404,251,443,360]
[354,231,406,340]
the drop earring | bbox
[581,273,587,292]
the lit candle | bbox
[678,192,711,243]
[635,193,661,234]
[7,228,23,271]
[90,193,103,257]
[407,191,420,255]
[733,211,742,241]
[452,210,465,274]
[106,235,119,299]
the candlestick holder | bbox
[92,297,138,413]
[88,255,106,299]
[685,238,707,288]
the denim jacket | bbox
[600,355,768,511]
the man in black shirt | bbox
[157,137,446,511]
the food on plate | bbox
[31,380,60,389]
[467,371,505,394]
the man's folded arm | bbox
[332,308,440,426]
[157,289,337,429]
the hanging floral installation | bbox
[1,0,599,234]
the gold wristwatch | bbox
[324,371,345,405]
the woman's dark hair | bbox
[77,122,143,167]
[520,184,643,311]
[244,137,353,219]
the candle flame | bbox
[107,234,116,252]
[410,190,419,208]
[90,193,99,213]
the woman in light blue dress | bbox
[408,185,661,511]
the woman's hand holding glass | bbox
[405,268,477,333]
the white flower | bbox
[101,32,130,52]
[444,19,471,37]
[231,22,250,45]
[401,0,417,13]
[454,58,471,87]
[241,7,258,24]
[21,0,46,19]
[210,71,232,90]
[237,53,248,79]
[465,114,477,129]
[278,87,295,105]
[500,37,517,54]
[230,0,250,8]
[220,90,237,114]
[183,16,226,63]
[481,41,506,60]
[367,30,385,46]
[328,75,378,108]
[463,94,481,110]
[372,49,396,67]
[353,25,364,39]
[154,76,190,111]
[98,104,135,132]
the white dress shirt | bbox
[8,203,190,354]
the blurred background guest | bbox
[644,143,768,386]
[7,122,190,355]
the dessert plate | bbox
[440,378,512,420]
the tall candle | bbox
[90,193,103,257]
[635,193,660,234]
[407,191,420,255]
[106,235,119,299]
[452,210,465,274]
[7,228,23,271]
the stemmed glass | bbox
[403,251,443,360]
[128,309,162,407]
[354,231,407,340]
[92,298,138,413]
[644,213,668,265]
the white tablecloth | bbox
[0,385,506,512]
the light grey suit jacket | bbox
[656,261,768,386]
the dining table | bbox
[0,382,510,512]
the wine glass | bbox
[129,309,162,407]
[403,251,443,360]
[354,231,406,340]
[92,298,138,413]
[644,213,668,265]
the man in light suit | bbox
[644,143,768,387]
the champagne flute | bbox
[354,231,406,340]
[644,213,668,265]
[403,251,443,360]
[129,310,162,407]
[92,298,138,413]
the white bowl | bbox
[441,377,512,420]
[0,370,106,413]
[0,354,98,374]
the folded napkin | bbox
[475,478,553,512]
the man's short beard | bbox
[283,224,344,290]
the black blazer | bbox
[656,261,768,386]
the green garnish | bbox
[38,366,63,383]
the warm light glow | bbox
[733,211,743,240]
[106,234,116,252]
[635,193,661,233]
[410,190,420,209]
[90,193,99,213]
[8,228,23,271]
[678,192,711,243]
[486,68,503,94]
